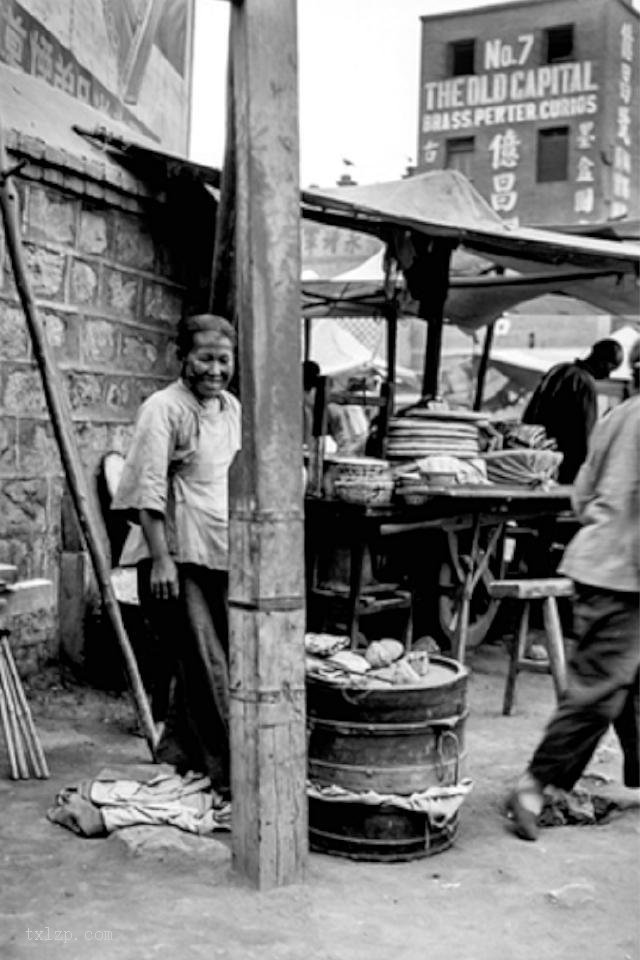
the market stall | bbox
[305,416,574,661]
[299,170,639,661]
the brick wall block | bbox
[0,303,30,360]
[103,268,139,318]
[78,208,110,255]
[44,309,79,361]
[143,282,182,325]
[46,475,65,543]
[4,368,46,415]
[0,478,48,534]
[113,213,156,271]
[0,418,17,475]
[25,245,66,300]
[120,332,159,371]
[27,186,77,246]
[104,377,137,415]
[17,419,61,475]
[65,371,103,413]
[70,258,100,305]
[163,340,179,374]
[5,608,58,677]
[83,318,118,364]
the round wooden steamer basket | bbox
[307,656,469,861]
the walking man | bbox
[507,339,640,840]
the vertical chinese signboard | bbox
[0,0,193,152]
[610,20,635,220]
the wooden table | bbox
[305,485,574,661]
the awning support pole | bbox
[418,240,452,399]
[473,321,495,411]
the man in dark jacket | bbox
[522,338,623,483]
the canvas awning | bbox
[301,171,640,273]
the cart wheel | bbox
[436,527,506,653]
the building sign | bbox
[609,21,635,220]
[422,35,598,134]
[0,0,192,152]
[488,128,521,225]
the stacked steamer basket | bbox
[386,409,484,462]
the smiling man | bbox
[113,314,241,797]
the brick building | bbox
[0,75,214,673]
[417,0,640,227]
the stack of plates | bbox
[386,410,482,460]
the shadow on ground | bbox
[1,646,638,960]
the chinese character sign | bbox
[488,129,520,218]
[610,21,638,219]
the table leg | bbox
[454,519,505,664]
[348,519,366,649]
[453,518,480,663]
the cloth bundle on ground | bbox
[539,775,624,828]
[47,765,231,838]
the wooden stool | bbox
[488,578,573,716]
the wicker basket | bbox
[333,478,394,506]
[330,457,392,483]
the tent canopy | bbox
[302,170,640,273]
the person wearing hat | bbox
[507,338,640,841]
[522,337,624,483]
[113,314,241,797]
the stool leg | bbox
[503,601,529,716]
[542,596,568,701]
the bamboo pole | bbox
[0,120,157,759]
[0,684,19,780]
[2,637,49,778]
[0,655,28,778]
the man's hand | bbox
[150,555,179,600]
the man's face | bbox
[183,331,235,399]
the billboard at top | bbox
[0,0,193,153]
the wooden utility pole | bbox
[227,0,307,888]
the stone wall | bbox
[0,175,187,672]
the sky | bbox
[189,0,639,188]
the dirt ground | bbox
[1,644,638,960]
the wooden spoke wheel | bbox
[436,525,507,654]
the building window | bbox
[537,127,569,182]
[450,39,475,76]
[446,137,475,179]
[545,25,574,63]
